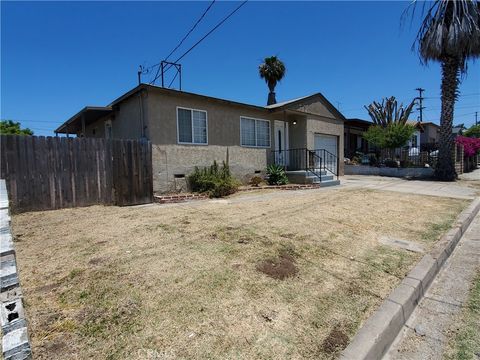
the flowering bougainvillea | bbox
[456,136,480,157]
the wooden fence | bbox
[0,135,152,213]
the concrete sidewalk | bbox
[459,167,480,181]
[384,211,480,359]
[341,175,477,200]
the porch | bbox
[269,113,340,187]
[271,148,340,186]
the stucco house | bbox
[419,121,440,148]
[55,84,345,193]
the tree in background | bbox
[259,56,286,105]
[410,0,480,180]
[363,97,417,149]
[464,124,480,138]
[0,120,33,135]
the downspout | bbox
[138,89,145,139]
[81,114,86,137]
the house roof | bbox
[55,106,113,134]
[264,95,316,109]
[265,92,346,121]
[56,84,345,134]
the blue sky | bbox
[1,1,479,136]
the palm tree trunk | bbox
[434,56,459,181]
[267,92,276,105]
[267,81,277,105]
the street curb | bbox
[341,197,480,360]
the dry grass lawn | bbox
[11,188,467,359]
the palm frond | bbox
[364,97,416,127]
[412,0,480,72]
[258,56,286,85]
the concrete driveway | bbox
[341,174,478,200]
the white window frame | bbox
[240,116,271,148]
[176,106,208,145]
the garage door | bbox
[314,134,338,156]
[314,134,338,172]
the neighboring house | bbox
[406,121,424,150]
[419,121,440,146]
[55,84,345,193]
[344,118,372,158]
[453,123,466,138]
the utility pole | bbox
[475,111,478,126]
[415,88,425,122]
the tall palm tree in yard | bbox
[411,0,480,181]
[259,56,286,105]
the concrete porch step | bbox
[286,169,327,176]
[285,170,339,187]
[317,179,340,187]
[310,174,334,182]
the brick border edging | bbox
[340,197,480,360]
[154,193,209,204]
[239,184,322,191]
[154,185,324,204]
[0,179,32,360]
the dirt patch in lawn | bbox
[321,325,350,354]
[256,251,298,280]
[11,188,467,359]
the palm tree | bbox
[411,0,480,181]
[259,56,286,105]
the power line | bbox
[166,1,216,62]
[150,0,216,85]
[455,111,478,118]
[1,118,62,124]
[424,104,480,111]
[175,1,247,65]
[167,71,180,89]
[151,0,248,85]
[424,93,480,99]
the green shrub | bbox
[363,123,416,149]
[188,161,239,198]
[266,164,289,185]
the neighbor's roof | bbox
[56,84,345,133]
[420,121,440,128]
[346,118,372,125]
[406,120,425,131]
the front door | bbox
[274,121,289,166]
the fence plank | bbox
[0,135,152,213]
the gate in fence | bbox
[0,135,153,213]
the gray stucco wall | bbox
[83,93,146,140]
[290,97,336,118]
[152,144,268,193]
[146,90,278,147]
[289,117,307,149]
[420,124,440,144]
